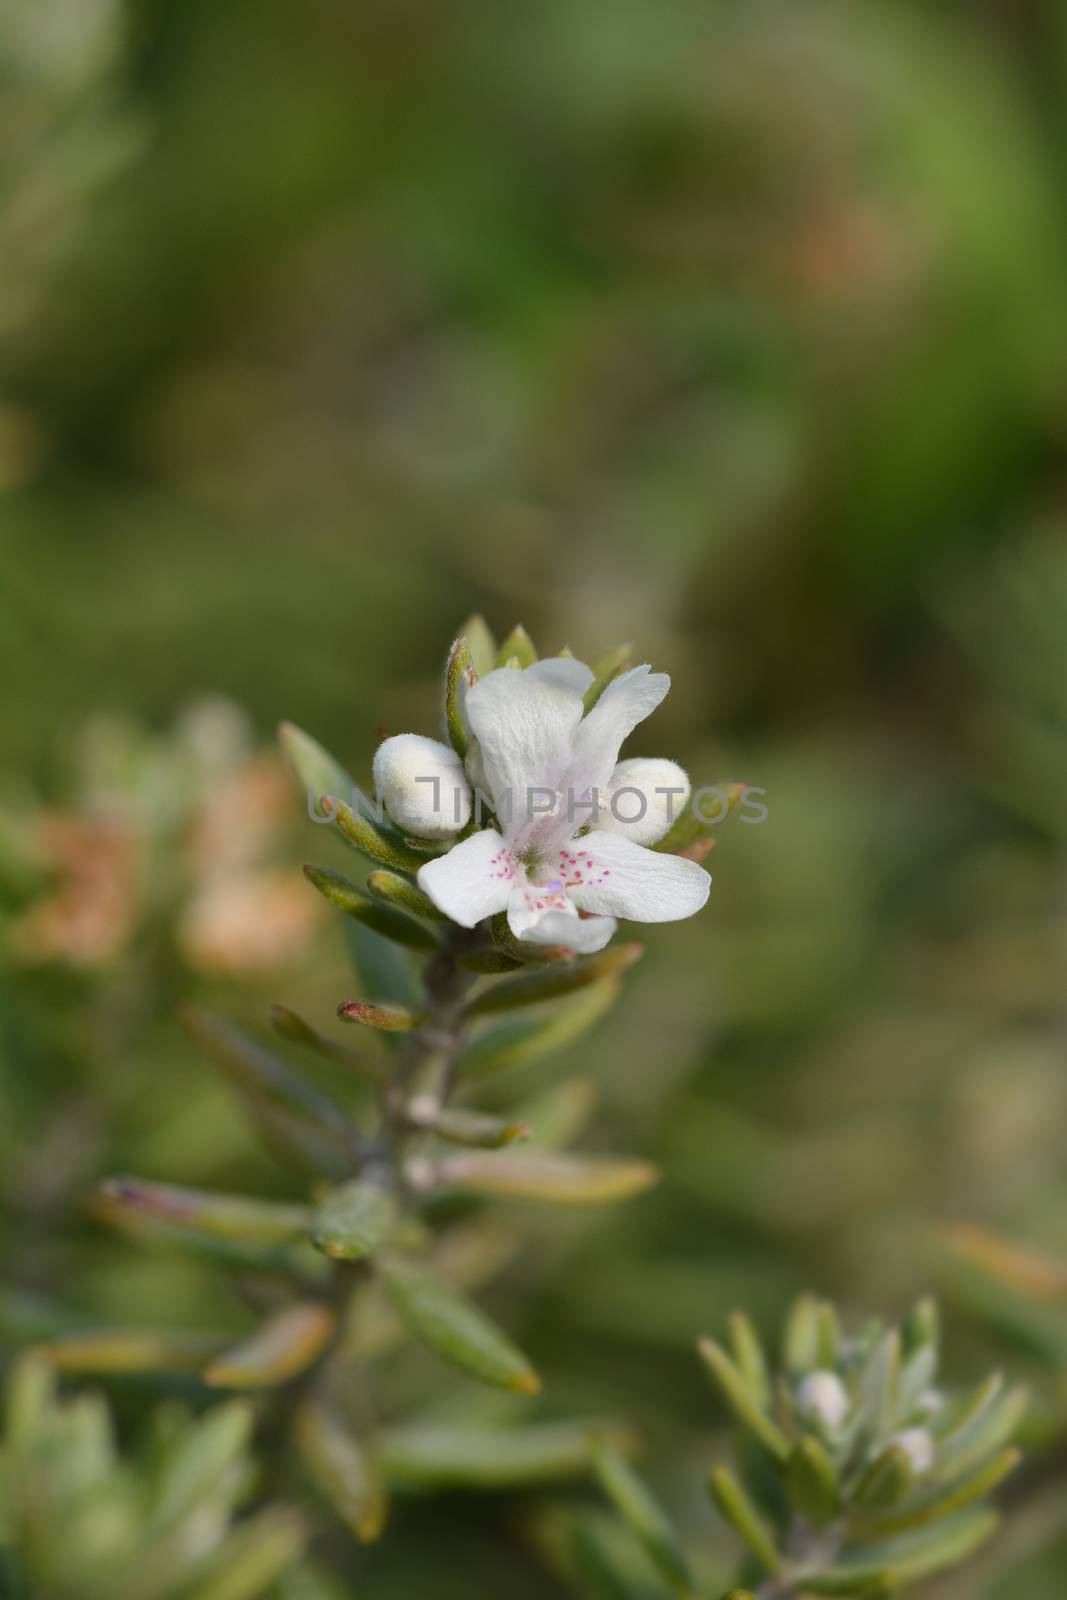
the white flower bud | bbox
[796,1370,850,1432]
[889,1427,935,1475]
[373,734,471,840]
[595,757,691,847]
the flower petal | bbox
[595,757,690,847]
[417,829,513,927]
[464,666,586,817]
[507,882,616,953]
[564,831,710,923]
[525,657,595,696]
[373,734,471,839]
[570,665,670,792]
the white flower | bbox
[373,733,471,840]
[889,1428,935,1475]
[796,1370,850,1431]
[417,657,710,952]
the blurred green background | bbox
[4,0,1067,1594]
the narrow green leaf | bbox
[180,1006,360,1176]
[459,980,620,1078]
[434,1151,657,1204]
[96,1177,312,1247]
[338,998,420,1032]
[854,1329,901,1444]
[855,1447,1021,1537]
[324,795,433,873]
[377,1253,540,1394]
[837,1507,999,1584]
[519,1077,599,1151]
[378,1419,636,1489]
[799,1571,894,1597]
[408,1102,530,1149]
[464,944,643,1017]
[445,635,475,758]
[708,1465,781,1576]
[591,1439,695,1598]
[278,721,359,820]
[729,1311,770,1407]
[933,1382,1026,1481]
[35,1329,223,1374]
[783,1294,821,1377]
[180,1007,356,1142]
[150,1401,254,1528]
[204,1302,335,1390]
[787,1436,840,1526]
[296,1401,387,1543]
[902,1297,940,1361]
[4,1352,55,1458]
[697,1338,790,1463]
[496,625,538,668]
[304,864,439,950]
[269,1003,385,1084]
[367,869,448,921]
[817,1301,841,1369]
[852,1443,914,1511]
[313,1181,396,1261]
[183,1507,307,1600]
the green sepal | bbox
[583,645,632,713]
[312,1180,396,1261]
[457,614,497,677]
[377,1253,540,1394]
[708,1465,781,1576]
[445,635,475,757]
[591,1439,695,1598]
[458,948,522,975]
[496,625,537,668]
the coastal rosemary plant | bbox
[1,621,1025,1596]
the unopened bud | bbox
[796,1370,850,1431]
[373,734,471,839]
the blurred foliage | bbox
[4,0,1067,1592]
